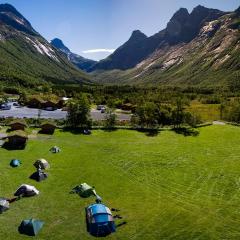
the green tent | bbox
[71,183,97,198]
[19,219,44,236]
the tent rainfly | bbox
[10,159,21,168]
[19,219,44,236]
[71,183,97,198]
[30,170,48,182]
[86,203,116,237]
[14,184,39,197]
[0,198,10,214]
[50,146,61,153]
[34,159,50,170]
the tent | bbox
[14,184,39,197]
[50,146,61,153]
[10,159,21,168]
[71,183,97,198]
[19,219,44,236]
[83,129,91,135]
[86,203,116,237]
[34,159,50,170]
[30,170,48,182]
[0,198,9,214]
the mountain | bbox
[91,5,240,88]
[0,4,90,88]
[91,5,225,72]
[51,38,97,72]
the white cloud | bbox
[82,49,115,54]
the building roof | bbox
[7,130,28,139]
[41,122,56,127]
[9,119,27,127]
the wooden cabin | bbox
[40,122,56,134]
[3,130,28,149]
[9,120,27,131]
[27,98,44,109]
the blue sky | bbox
[0,0,239,60]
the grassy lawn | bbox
[0,125,240,239]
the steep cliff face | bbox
[91,7,240,87]
[91,5,226,72]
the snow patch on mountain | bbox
[0,33,5,41]
[25,37,59,61]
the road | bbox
[0,103,131,121]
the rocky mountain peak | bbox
[0,3,36,35]
[130,30,147,41]
[51,38,70,53]
[170,8,189,24]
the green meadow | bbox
[0,125,240,239]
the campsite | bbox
[0,124,240,239]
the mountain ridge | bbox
[90,5,226,72]
[51,38,97,72]
[90,5,240,88]
[0,4,90,88]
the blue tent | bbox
[18,219,44,236]
[10,159,21,168]
[86,203,116,237]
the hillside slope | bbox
[91,6,240,88]
[0,4,90,88]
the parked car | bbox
[0,103,11,110]
[97,105,105,111]
[101,108,106,113]
[45,107,55,111]
[13,102,20,107]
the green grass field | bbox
[1,125,240,239]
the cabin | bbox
[121,103,136,112]
[9,120,27,131]
[3,130,28,149]
[58,97,70,108]
[27,98,44,109]
[40,122,56,134]
[43,100,58,110]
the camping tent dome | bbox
[34,159,50,170]
[50,146,61,153]
[10,159,21,168]
[14,184,39,197]
[86,203,116,237]
[0,198,10,214]
[72,183,96,198]
[19,219,44,236]
[30,170,48,182]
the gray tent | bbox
[30,170,48,182]
[50,146,60,153]
[0,198,9,214]
[34,159,50,170]
[14,184,39,197]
